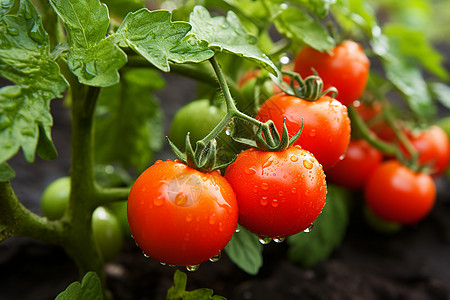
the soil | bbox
[1,74,450,300]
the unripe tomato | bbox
[365,160,436,225]
[40,177,71,220]
[92,206,124,262]
[294,40,370,106]
[326,139,382,190]
[127,160,238,266]
[225,146,327,238]
[256,93,351,170]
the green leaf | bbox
[382,48,435,118]
[189,6,277,74]
[101,0,145,19]
[166,270,226,300]
[95,68,165,172]
[50,0,127,86]
[0,162,15,181]
[117,8,213,72]
[55,271,103,300]
[0,0,68,165]
[224,225,263,275]
[430,82,450,110]
[291,0,336,19]
[333,0,378,34]
[384,24,449,81]
[287,184,350,267]
[273,6,335,52]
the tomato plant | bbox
[224,146,326,239]
[256,94,351,170]
[326,139,382,190]
[127,159,238,267]
[40,177,71,220]
[364,160,436,225]
[293,40,370,106]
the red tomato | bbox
[224,146,327,238]
[403,126,450,177]
[326,139,382,190]
[256,93,351,170]
[127,160,238,266]
[294,40,370,106]
[365,160,436,225]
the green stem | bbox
[93,186,131,207]
[0,181,64,244]
[348,106,397,155]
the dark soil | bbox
[2,76,450,300]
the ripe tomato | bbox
[326,139,382,190]
[403,126,450,177]
[364,160,436,225]
[294,40,370,106]
[224,145,327,238]
[256,93,351,170]
[127,160,238,266]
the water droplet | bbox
[258,236,272,244]
[291,187,297,194]
[209,252,221,262]
[208,214,217,225]
[304,223,314,233]
[6,27,19,36]
[290,155,299,162]
[273,237,285,243]
[260,196,268,206]
[339,154,346,161]
[153,195,165,207]
[225,127,232,135]
[143,252,149,258]
[186,264,200,272]
[244,167,256,175]
[263,156,274,168]
[235,228,241,233]
[160,262,166,266]
[261,182,269,190]
[309,129,317,137]
[174,192,187,206]
[271,199,279,207]
[218,222,224,232]
[303,159,313,170]
[278,191,284,197]
[185,214,193,222]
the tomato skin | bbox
[404,126,450,177]
[256,94,351,170]
[364,160,436,225]
[127,160,238,266]
[224,146,327,238]
[326,139,382,190]
[92,206,124,262]
[40,177,71,220]
[294,40,370,106]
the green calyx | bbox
[167,134,234,173]
[277,71,338,101]
[232,119,303,152]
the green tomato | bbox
[40,177,71,220]
[106,201,131,238]
[169,99,239,159]
[92,206,124,262]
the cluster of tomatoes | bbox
[127,39,449,269]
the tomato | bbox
[224,145,327,238]
[169,99,238,159]
[294,40,370,106]
[92,206,124,262]
[256,93,351,170]
[326,139,382,190]
[403,126,450,177]
[40,177,71,220]
[127,159,238,266]
[106,201,131,238]
[364,160,436,225]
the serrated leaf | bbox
[166,270,226,300]
[384,25,449,81]
[117,8,213,72]
[189,6,277,75]
[0,162,15,181]
[287,184,350,267]
[55,271,102,300]
[291,0,336,18]
[50,0,127,86]
[333,0,378,33]
[0,0,68,165]
[273,6,335,52]
[224,225,263,275]
[95,68,165,172]
[430,82,450,110]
